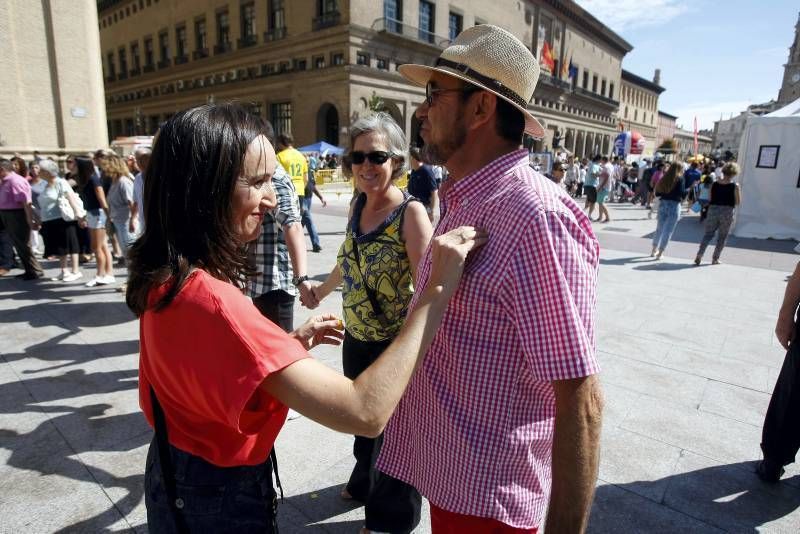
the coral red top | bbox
[138,269,308,467]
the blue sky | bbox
[574,0,799,130]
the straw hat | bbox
[398,24,544,139]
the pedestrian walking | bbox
[596,156,613,222]
[694,162,741,265]
[650,163,687,259]
[757,260,800,483]
[408,146,440,222]
[36,160,83,282]
[76,157,115,287]
[309,112,432,534]
[0,158,43,279]
[378,25,602,533]
[105,155,138,258]
[584,155,601,218]
[276,134,322,252]
[125,103,483,533]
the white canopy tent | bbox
[732,97,800,241]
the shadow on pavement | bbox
[0,300,135,328]
[2,331,139,372]
[599,256,652,266]
[633,262,701,272]
[280,484,363,532]
[590,461,800,533]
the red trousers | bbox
[430,503,538,534]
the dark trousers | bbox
[343,332,421,534]
[252,290,295,332]
[0,228,13,269]
[0,209,42,276]
[145,437,277,534]
[761,316,800,467]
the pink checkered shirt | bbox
[377,149,600,529]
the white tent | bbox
[732,97,800,241]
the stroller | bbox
[614,181,636,203]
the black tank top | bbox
[711,182,736,207]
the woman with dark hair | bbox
[650,162,687,259]
[75,156,115,287]
[128,103,484,533]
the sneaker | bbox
[97,275,116,285]
[712,258,721,265]
[694,256,702,266]
[51,271,67,281]
[85,276,102,287]
[312,245,322,253]
[63,271,83,282]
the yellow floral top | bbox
[337,193,417,342]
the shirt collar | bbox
[441,149,530,206]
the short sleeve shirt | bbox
[139,270,309,467]
[276,147,308,196]
[80,172,105,212]
[0,172,31,209]
[377,150,600,529]
[38,178,71,222]
[107,176,135,223]
[407,165,439,207]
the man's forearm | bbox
[546,375,604,533]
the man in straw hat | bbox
[376,25,603,533]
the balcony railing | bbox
[143,63,155,73]
[313,11,341,31]
[157,58,171,69]
[129,67,141,77]
[538,73,572,91]
[371,17,450,47]
[117,71,128,80]
[573,86,619,107]
[192,48,209,60]
[174,54,189,65]
[238,34,257,48]
[263,27,287,41]
[214,41,233,55]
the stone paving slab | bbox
[0,205,798,532]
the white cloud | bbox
[672,100,755,131]
[575,0,690,31]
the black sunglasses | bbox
[425,81,480,106]
[348,151,394,165]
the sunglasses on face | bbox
[425,81,479,106]
[349,151,394,165]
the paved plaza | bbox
[1,200,799,533]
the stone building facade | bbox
[98,0,631,157]
[619,69,663,157]
[656,110,677,147]
[674,128,712,159]
[0,0,108,160]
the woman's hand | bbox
[291,313,345,350]
[775,311,796,351]
[78,217,88,229]
[298,281,319,309]
[427,226,488,299]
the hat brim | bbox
[399,63,545,139]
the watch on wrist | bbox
[292,275,309,287]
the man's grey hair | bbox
[37,159,60,178]
[343,112,407,180]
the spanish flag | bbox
[560,51,571,79]
[540,41,555,73]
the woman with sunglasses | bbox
[308,112,433,534]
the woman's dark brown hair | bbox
[74,157,95,188]
[126,103,269,316]
[655,162,682,195]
